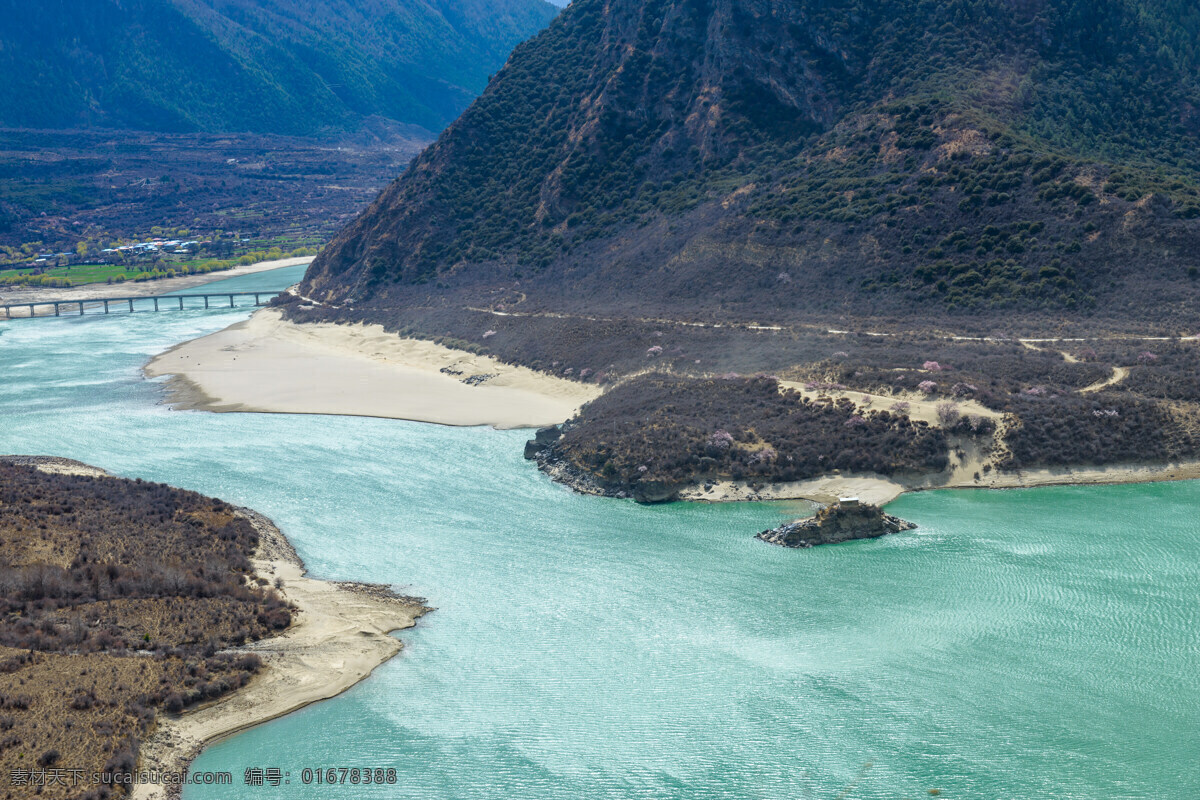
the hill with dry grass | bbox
[0,459,290,799]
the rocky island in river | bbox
[757,500,917,548]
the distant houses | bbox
[102,239,201,263]
[31,252,76,268]
[13,239,202,273]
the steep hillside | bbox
[0,0,558,137]
[302,0,1200,328]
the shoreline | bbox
[677,458,1200,507]
[528,430,1200,507]
[131,504,429,800]
[145,308,603,429]
[9,456,429,800]
[0,256,314,315]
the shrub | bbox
[936,402,961,425]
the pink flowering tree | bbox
[748,446,777,465]
[707,430,735,450]
[918,380,938,394]
[923,360,943,371]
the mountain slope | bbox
[0,0,558,137]
[303,0,1200,327]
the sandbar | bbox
[131,506,427,800]
[145,308,602,429]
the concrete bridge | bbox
[2,292,273,320]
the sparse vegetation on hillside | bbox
[534,374,953,496]
[303,0,1200,325]
[0,0,557,136]
[0,462,289,798]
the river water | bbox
[1,265,1196,799]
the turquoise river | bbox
[1,265,1197,799]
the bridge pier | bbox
[178,296,184,310]
[204,296,209,309]
[229,295,234,307]
[153,298,159,312]
[128,298,134,312]
[78,301,84,315]
[53,303,60,317]
[254,293,261,306]
[28,304,34,317]
[103,300,109,314]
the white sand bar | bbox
[145,309,602,428]
[131,510,427,800]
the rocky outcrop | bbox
[524,425,563,459]
[757,500,915,548]
[524,424,686,503]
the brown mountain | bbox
[301,0,1200,331]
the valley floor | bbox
[0,256,314,314]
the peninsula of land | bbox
[132,508,428,800]
[0,456,427,800]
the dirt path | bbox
[1080,365,1130,393]
[452,305,1200,347]
[777,382,1002,427]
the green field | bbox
[0,263,141,286]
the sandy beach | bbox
[680,455,1200,506]
[0,256,314,316]
[145,308,603,429]
[131,507,428,800]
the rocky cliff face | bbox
[757,501,916,548]
[303,0,867,303]
[301,0,1200,328]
